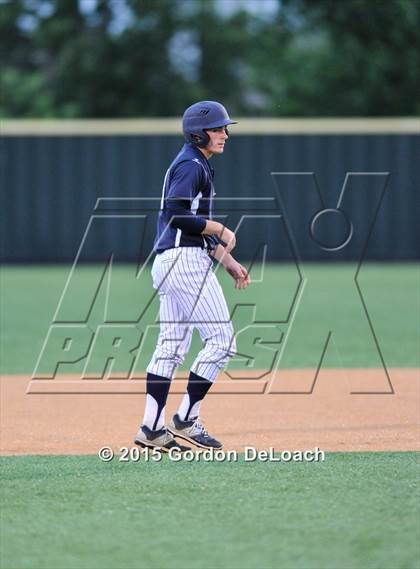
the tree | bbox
[1,0,418,117]
[250,0,420,115]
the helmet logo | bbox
[199,108,210,115]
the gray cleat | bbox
[134,425,190,453]
[168,414,223,450]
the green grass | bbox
[1,453,419,569]
[1,263,418,374]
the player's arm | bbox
[166,162,207,233]
[202,220,236,253]
[167,199,207,234]
[208,243,250,290]
[167,204,237,256]
[166,161,216,235]
[167,209,236,254]
[166,162,237,254]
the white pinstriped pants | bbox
[146,247,236,382]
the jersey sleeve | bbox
[166,160,203,200]
[165,160,207,234]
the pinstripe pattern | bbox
[146,247,236,382]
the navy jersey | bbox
[154,143,219,253]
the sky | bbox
[16,0,280,34]
[78,0,280,33]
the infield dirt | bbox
[1,369,418,455]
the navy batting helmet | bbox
[182,101,237,147]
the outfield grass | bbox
[1,453,419,569]
[1,263,418,374]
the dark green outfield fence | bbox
[1,120,418,262]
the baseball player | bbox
[134,101,250,452]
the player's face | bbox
[205,126,229,154]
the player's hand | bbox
[224,259,251,289]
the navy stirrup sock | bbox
[182,371,212,421]
[145,372,171,430]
